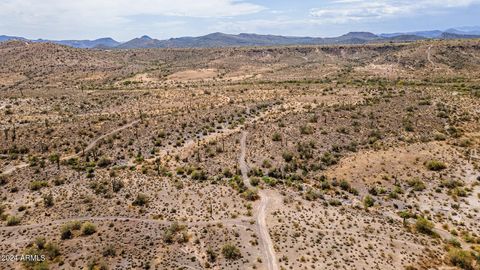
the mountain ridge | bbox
[2,27,480,49]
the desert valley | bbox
[0,38,479,270]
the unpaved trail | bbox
[0,215,250,232]
[1,119,140,176]
[239,131,279,270]
[239,131,251,188]
[73,119,140,158]
[426,45,436,67]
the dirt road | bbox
[239,131,279,270]
[1,119,140,176]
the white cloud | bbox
[0,0,264,18]
[310,0,480,23]
[0,0,265,39]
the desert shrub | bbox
[262,159,272,168]
[97,157,112,168]
[81,222,97,235]
[299,124,314,135]
[60,225,73,240]
[242,188,259,201]
[282,152,294,162]
[339,180,351,191]
[22,247,48,270]
[448,248,475,270]
[415,217,434,235]
[206,247,217,263]
[222,243,242,260]
[451,187,468,197]
[44,242,61,259]
[0,175,8,185]
[87,259,109,270]
[321,152,337,166]
[6,215,20,226]
[304,188,323,201]
[363,195,375,208]
[60,221,82,240]
[35,237,47,249]
[250,177,260,186]
[112,179,124,193]
[163,222,186,244]
[191,170,207,181]
[102,245,116,257]
[262,176,277,187]
[223,168,233,178]
[408,178,426,191]
[328,199,342,206]
[43,193,54,207]
[425,160,447,171]
[132,193,149,206]
[447,238,462,248]
[440,179,464,189]
[30,181,48,191]
[272,132,281,141]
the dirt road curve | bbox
[1,119,140,176]
[239,131,279,270]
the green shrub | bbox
[242,188,259,201]
[81,222,97,236]
[30,181,48,191]
[132,193,149,206]
[339,180,351,191]
[163,222,186,244]
[43,193,54,207]
[262,176,277,187]
[448,248,475,270]
[408,178,426,191]
[60,225,73,240]
[44,242,61,259]
[321,152,337,166]
[6,215,20,226]
[222,243,242,260]
[304,188,323,201]
[97,157,112,168]
[363,195,375,208]
[282,152,293,162]
[250,177,260,186]
[415,217,434,235]
[425,160,447,171]
[299,125,314,135]
[272,132,281,141]
[102,245,116,257]
[191,170,207,181]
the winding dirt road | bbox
[239,131,279,270]
[1,119,140,176]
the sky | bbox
[1,0,480,41]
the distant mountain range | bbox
[2,27,480,49]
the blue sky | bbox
[0,0,479,40]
